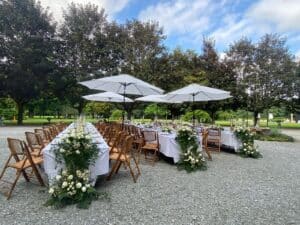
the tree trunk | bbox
[28,107,34,118]
[266,109,269,127]
[16,102,24,125]
[253,111,259,127]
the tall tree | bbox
[226,34,296,126]
[200,39,238,122]
[59,3,107,113]
[0,0,56,124]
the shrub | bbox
[255,128,294,142]
[109,109,123,120]
[216,110,234,120]
[181,110,211,123]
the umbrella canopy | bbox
[79,74,164,96]
[135,95,182,103]
[163,83,231,126]
[82,92,134,103]
[163,83,231,102]
[79,74,163,124]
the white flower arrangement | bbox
[234,126,262,158]
[47,169,98,208]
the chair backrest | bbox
[208,128,221,136]
[202,130,209,146]
[34,129,47,141]
[42,128,53,141]
[25,132,43,149]
[7,138,24,156]
[142,130,158,143]
[124,135,134,154]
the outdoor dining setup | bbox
[0,73,257,208]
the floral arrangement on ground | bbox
[45,128,109,209]
[234,127,262,159]
[176,127,207,172]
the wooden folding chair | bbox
[132,127,144,164]
[109,131,126,154]
[201,130,212,160]
[0,138,45,199]
[107,136,141,183]
[34,128,50,145]
[141,130,160,165]
[207,128,221,152]
[42,127,54,141]
[25,132,44,157]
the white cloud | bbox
[295,50,300,61]
[138,0,300,55]
[247,0,300,32]
[39,0,131,22]
[138,0,213,36]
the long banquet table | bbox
[42,122,109,185]
[154,128,241,163]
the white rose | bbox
[86,184,90,188]
[62,170,67,176]
[48,188,55,194]
[76,150,80,154]
[55,175,61,181]
[67,175,73,180]
[62,181,68,188]
[76,182,82,189]
[81,187,87,192]
[60,148,65,153]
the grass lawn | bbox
[3,117,300,129]
[216,120,300,129]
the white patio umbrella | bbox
[79,74,164,122]
[135,94,181,103]
[79,74,164,96]
[163,83,231,126]
[135,95,182,120]
[82,92,133,103]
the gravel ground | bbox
[0,127,299,225]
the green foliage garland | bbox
[54,135,99,172]
[45,128,108,208]
[176,128,207,172]
[234,127,262,158]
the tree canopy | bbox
[0,0,299,124]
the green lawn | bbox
[3,117,300,129]
[3,117,98,126]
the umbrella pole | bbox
[192,94,195,128]
[122,85,126,128]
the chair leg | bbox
[126,161,136,183]
[31,164,45,186]
[204,146,212,160]
[21,169,30,182]
[115,161,122,174]
[106,161,121,181]
[6,170,22,200]
[0,156,12,180]
[132,155,141,176]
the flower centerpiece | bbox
[161,126,172,133]
[234,127,262,158]
[45,122,108,209]
[176,127,207,172]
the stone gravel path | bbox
[0,127,299,225]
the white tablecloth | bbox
[158,132,202,163]
[220,130,242,151]
[42,122,109,185]
[158,133,181,163]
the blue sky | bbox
[40,0,300,57]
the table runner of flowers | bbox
[45,120,108,209]
[176,127,207,172]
